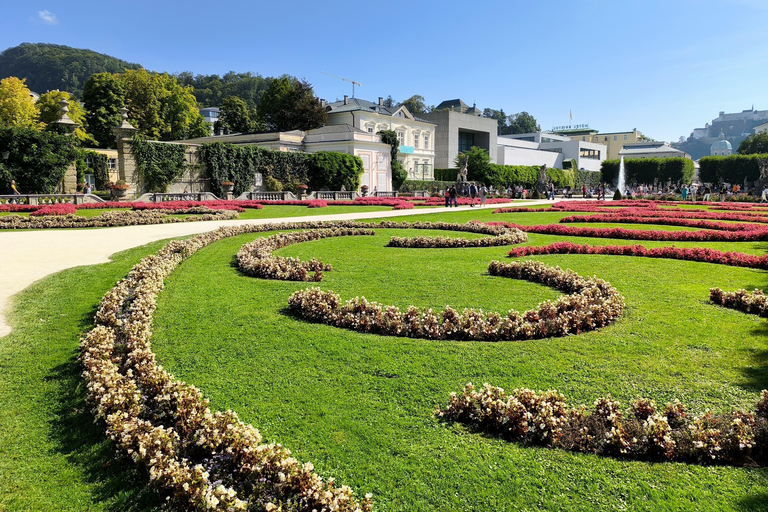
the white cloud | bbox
[37,10,58,25]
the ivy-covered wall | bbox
[130,138,188,192]
[0,127,78,194]
[197,142,363,196]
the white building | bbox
[497,132,605,172]
[324,96,436,180]
[619,141,691,159]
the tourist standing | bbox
[469,182,478,207]
[548,182,555,200]
[480,183,487,207]
[761,186,768,204]
[444,187,450,207]
[581,184,587,198]
[449,185,457,207]
[703,185,711,201]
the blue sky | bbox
[2,0,767,142]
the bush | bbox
[308,151,364,191]
[613,189,623,200]
[601,157,695,186]
[699,154,768,184]
[434,168,458,181]
[0,126,78,194]
[264,176,282,191]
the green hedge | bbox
[307,151,364,192]
[601,158,694,185]
[0,126,78,194]
[197,142,362,196]
[574,169,602,189]
[699,154,768,184]
[434,168,458,181]
[400,180,454,193]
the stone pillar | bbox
[113,108,138,195]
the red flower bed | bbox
[558,214,764,232]
[307,199,328,208]
[486,221,768,242]
[507,242,768,269]
[0,204,39,213]
[29,203,76,216]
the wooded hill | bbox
[0,43,142,98]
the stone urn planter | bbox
[110,182,129,201]
[296,184,308,200]
[221,182,234,199]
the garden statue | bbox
[537,165,548,193]
[457,155,468,183]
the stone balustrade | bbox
[0,193,105,205]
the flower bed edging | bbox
[288,260,624,341]
[437,382,768,466]
[710,288,768,317]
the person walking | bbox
[548,182,555,200]
[449,185,457,207]
[9,179,20,195]
[479,183,487,207]
[469,182,478,207]
[761,186,768,204]
[444,187,450,207]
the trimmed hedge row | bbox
[600,157,695,185]
[699,154,768,185]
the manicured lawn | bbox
[4,206,768,510]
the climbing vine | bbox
[130,137,187,192]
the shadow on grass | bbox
[739,319,768,394]
[44,328,163,510]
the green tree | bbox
[455,146,491,183]
[378,129,408,190]
[0,77,39,128]
[382,95,395,108]
[219,96,259,133]
[738,132,768,155]
[120,69,209,141]
[259,77,327,132]
[400,95,429,115]
[508,111,540,134]
[484,108,508,135]
[36,90,95,144]
[82,72,124,148]
[0,126,78,193]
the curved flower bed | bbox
[437,383,768,465]
[80,220,377,511]
[387,224,527,248]
[558,214,764,232]
[487,220,768,242]
[237,228,375,281]
[559,209,768,224]
[0,208,239,229]
[287,260,624,341]
[508,242,768,270]
[710,288,768,317]
[29,203,77,216]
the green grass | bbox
[4,207,768,510]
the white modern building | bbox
[619,141,691,160]
[323,96,435,180]
[497,132,605,172]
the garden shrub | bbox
[0,126,78,194]
[307,151,363,192]
[434,168,458,181]
[699,154,768,185]
[601,158,695,185]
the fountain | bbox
[617,156,626,197]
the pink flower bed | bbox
[0,204,38,212]
[306,199,328,208]
[507,242,768,269]
[558,213,764,232]
[29,203,77,216]
[486,220,768,242]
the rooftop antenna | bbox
[320,71,361,98]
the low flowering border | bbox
[28,203,77,216]
[0,208,239,229]
[387,224,527,248]
[508,242,768,270]
[287,260,624,341]
[237,228,375,281]
[710,288,768,317]
[437,382,768,466]
[487,221,768,242]
[80,220,382,511]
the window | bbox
[613,135,617,141]
[397,131,405,146]
[367,127,374,133]
[424,133,430,149]
[604,136,608,141]
[623,134,628,140]
[108,158,117,170]
[582,136,586,141]
[458,131,475,153]
[413,133,420,149]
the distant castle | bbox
[690,107,768,141]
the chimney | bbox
[344,95,349,105]
[320,99,326,108]
[379,97,383,106]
